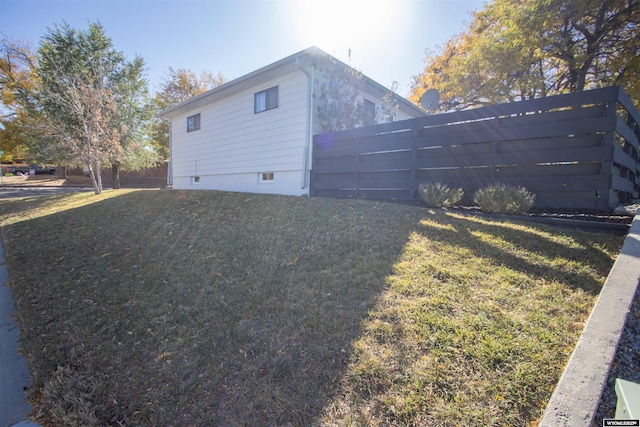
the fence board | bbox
[496,135,604,152]
[356,189,413,200]
[534,193,604,209]
[359,154,413,171]
[415,116,616,147]
[314,157,358,173]
[490,105,606,128]
[612,175,636,194]
[493,163,602,177]
[412,146,612,169]
[616,116,640,151]
[499,175,609,192]
[410,170,607,193]
[613,145,638,173]
[314,189,358,198]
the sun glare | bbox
[293,0,398,61]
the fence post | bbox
[491,141,498,185]
[411,148,418,200]
[410,129,419,200]
[355,138,361,198]
[601,100,619,210]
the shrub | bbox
[473,184,535,215]
[418,182,464,208]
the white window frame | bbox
[254,86,279,114]
[190,176,200,185]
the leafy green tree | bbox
[36,22,154,194]
[1,27,156,183]
[380,81,401,123]
[152,67,227,160]
[410,0,640,110]
[108,56,156,188]
[316,62,398,132]
[317,66,367,132]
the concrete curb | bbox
[0,185,92,189]
[0,239,35,427]
[540,215,640,426]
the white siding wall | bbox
[171,70,309,195]
[395,107,420,121]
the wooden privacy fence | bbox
[310,86,640,210]
[101,162,168,187]
[67,162,169,188]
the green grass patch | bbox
[0,190,623,426]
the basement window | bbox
[191,176,200,185]
[259,172,274,183]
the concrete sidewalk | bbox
[0,239,39,427]
[540,215,640,425]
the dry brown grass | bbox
[0,190,623,426]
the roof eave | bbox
[159,46,425,119]
[160,47,323,119]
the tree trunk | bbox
[112,162,121,189]
[57,165,66,179]
[95,161,103,194]
[86,161,102,195]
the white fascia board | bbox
[159,46,425,120]
[160,47,321,120]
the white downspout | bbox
[165,119,173,186]
[296,58,314,191]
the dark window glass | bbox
[363,100,376,125]
[255,86,279,113]
[187,113,201,132]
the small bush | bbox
[418,182,464,208]
[473,184,535,215]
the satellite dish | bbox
[420,88,440,112]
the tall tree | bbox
[410,0,640,111]
[151,67,226,160]
[0,35,45,161]
[36,22,154,194]
[108,56,156,188]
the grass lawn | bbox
[0,189,624,426]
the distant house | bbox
[160,46,426,195]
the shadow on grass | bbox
[2,191,426,426]
[0,191,622,426]
[414,211,617,296]
[0,193,71,218]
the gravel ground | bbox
[593,281,640,425]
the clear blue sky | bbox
[0,0,485,97]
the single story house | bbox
[160,46,426,195]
